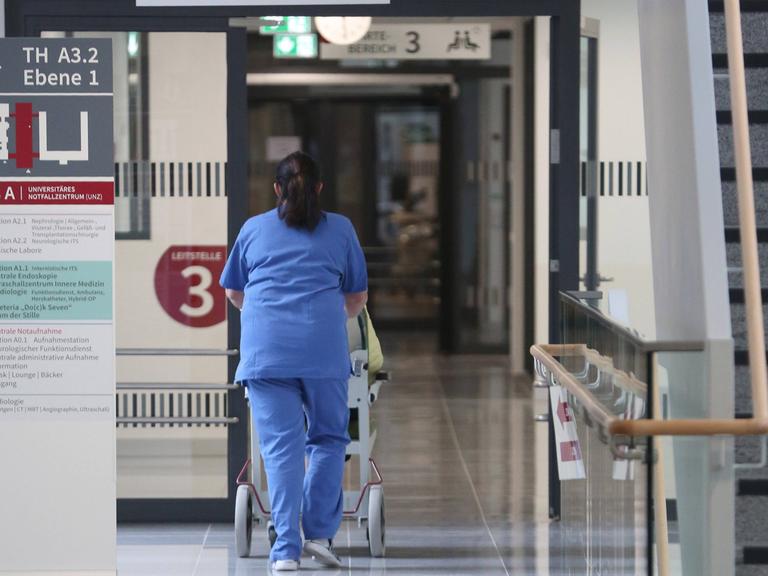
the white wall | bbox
[116,32,230,499]
[148,32,227,162]
[116,198,229,500]
[585,0,656,338]
[597,197,656,337]
[534,17,551,345]
[116,199,228,383]
[583,0,646,159]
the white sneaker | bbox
[303,539,343,568]
[271,559,300,571]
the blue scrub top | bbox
[220,209,368,382]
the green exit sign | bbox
[260,16,312,35]
[274,33,319,59]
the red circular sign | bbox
[154,245,227,328]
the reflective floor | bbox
[117,335,555,575]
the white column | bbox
[638,0,734,574]
[533,17,551,347]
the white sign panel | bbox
[138,0,388,5]
[549,385,587,481]
[0,38,116,574]
[321,23,492,60]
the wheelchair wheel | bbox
[234,485,253,558]
[367,485,385,557]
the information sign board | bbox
[321,23,492,60]
[0,38,116,573]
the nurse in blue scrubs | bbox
[220,152,368,572]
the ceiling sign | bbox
[137,0,388,5]
[321,23,492,60]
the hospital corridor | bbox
[0,0,762,575]
[116,336,552,575]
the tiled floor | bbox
[117,337,556,575]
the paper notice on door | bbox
[550,385,587,481]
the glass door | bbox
[42,29,243,521]
[455,77,512,352]
[372,106,442,329]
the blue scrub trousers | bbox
[245,378,350,562]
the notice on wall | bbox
[321,23,492,61]
[0,39,114,421]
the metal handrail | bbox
[117,348,238,357]
[117,383,239,391]
[535,343,647,395]
[561,292,705,353]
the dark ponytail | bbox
[275,151,323,231]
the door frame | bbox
[5,0,581,523]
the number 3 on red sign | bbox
[154,246,227,328]
[180,265,215,319]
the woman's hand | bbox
[344,291,368,318]
[226,289,245,311]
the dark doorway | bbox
[249,89,445,344]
